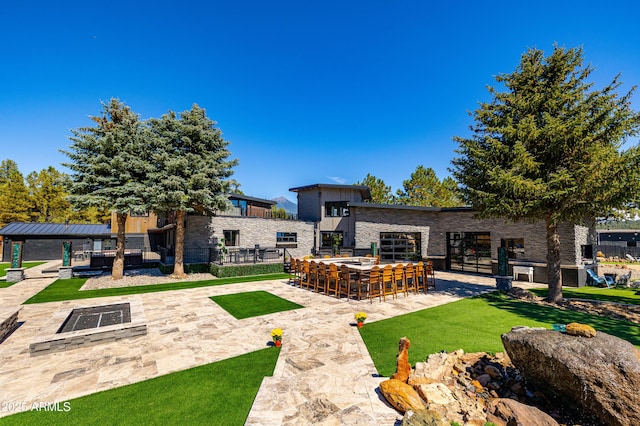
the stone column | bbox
[58,267,74,279]
[6,268,25,283]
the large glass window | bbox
[448,232,492,274]
[379,232,421,261]
[277,232,297,243]
[324,201,349,217]
[223,230,239,246]
[321,231,343,248]
[501,238,525,259]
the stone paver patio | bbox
[0,261,543,424]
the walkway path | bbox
[0,262,542,424]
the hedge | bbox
[210,263,284,278]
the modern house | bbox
[286,183,595,286]
[0,184,598,286]
[289,183,372,252]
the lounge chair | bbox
[586,269,615,288]
[625,254,639,263]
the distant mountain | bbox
[272,196,297,214]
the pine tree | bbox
[26,166,72,222]
[355,174,396,204]
[147,104,237,278]
[396,165,461,207]
[451,46,640,302]
[62,99,152,279]
[0,160,31,226]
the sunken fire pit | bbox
[57,303,131,333]
[30,300,146,356]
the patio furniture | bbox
[338,265,359,300]
[300,260,311,289]
[308,261,318,291]
[513,265,534,282]
[416,262,427,293]
[288,258,299,285]
[393,264,407,297]
[404,263,417,294]
[381,265,396,301]
[326,263,340,297]
[368,266,382,303]
[586,269,615,288]
[426,261,436,290]
[316,263,328,293]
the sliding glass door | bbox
[447,232,492,274]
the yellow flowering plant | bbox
[271,328,283,342]
[354,312,368,323]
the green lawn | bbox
[210,290,303,319]
[23,273,290,304]
[0,347,280,426]
[360,292,640,377]
[531,285,640,305]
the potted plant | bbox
[354,312,368,328]
[271,328,283,347]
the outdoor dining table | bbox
[322,260,410,290]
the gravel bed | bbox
[79,268,217,290]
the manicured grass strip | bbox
[0,262,46,278]
[211,291,303,319]
[24,273,290,304]
[530,286,640,305]
[360,292,640,377]
[0,347,280,426]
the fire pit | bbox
[57,303,131,333]
[30,300,146,356]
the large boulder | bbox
[502,326,640,426]
[379,379,426,413]
[486,398,558,426]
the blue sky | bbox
[1,1,639,201]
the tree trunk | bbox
[545,215,563,303]
[112,212,127,280]
[171,209,187,279]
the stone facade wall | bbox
[352,207,594,267]
[186,215,315,259]
[354,209,430,256]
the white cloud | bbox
[328,176,347,184]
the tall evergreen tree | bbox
[26,166,72,222]
[355,174,395,204]
[396,165,461,207]
[451,46,640,302]
[0,160,31,226]
[62,99,152,279]
[148,104,237,278]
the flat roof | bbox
[227,193,276,205]
[348,202,473,212]
[289,183,371,200]
[0,222,112,237]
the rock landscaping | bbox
[380,325,640,425]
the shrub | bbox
[210,263,284,278]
